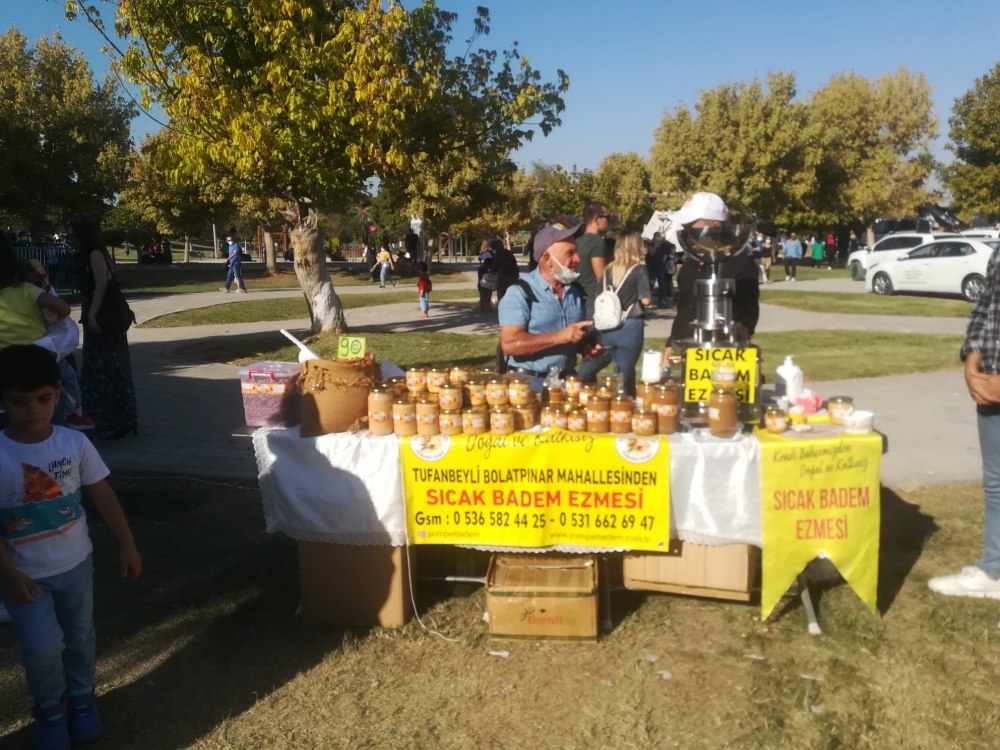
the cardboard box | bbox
[486,554,598,643]
[623,541,759,602]
[298,541,412,628]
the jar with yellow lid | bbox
[416,399,440,436]
[564,376,582,402]
[405,368,427,393]
[540,406,557,429]
[512,404,536,430]
[654,384,679,435]
[508,377,533,406]
[543,385,565,406]
[554,406,570,429]
[486,377,509,406]
[368,386,394,436]
[426,367,449,393]
[579,384,598,406]
[437,385,462,411]
[708,387,738,438]
[631,408,657,436]
[635,382,656,411]
[449,366,474,385]
[567,407,587,432]
[462,408,487,435]
[609,396,634,434]
[466,377,488,407]
[439,409,463,436]
[392,399,417,437]
[586,397,611,434]
[827,396,854,426]
[764,406,788,434]
[603,374,621,395]
[490,407,515,435]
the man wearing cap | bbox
[662,192,760,360]
[498,218,601,389]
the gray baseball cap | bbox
[533,221,579,261]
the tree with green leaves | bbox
[0,28,134,234]
[594,152,651,231]
[68,1,567,333]
[943,62,1000,221]
[529,163,594,220]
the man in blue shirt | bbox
[220,228,248,293]
[498,220,601,390]
[782,232,803,282]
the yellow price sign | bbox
[338,336,367,359]
[683,347,758,403]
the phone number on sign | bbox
[413,510,657,531]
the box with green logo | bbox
[485,554,598,642]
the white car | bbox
[865,238,997,302]
[849,232,957,281]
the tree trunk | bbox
[282,198,345,334]
[263,231,277,275]
[183,235,191,263]
[865,225,875,248]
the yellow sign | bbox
[683,347,758,403]
[402,432,670,551]
[758,429,882,619]
[338,336,366,359]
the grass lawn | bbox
[1,479,995,749]
[119,267,470,296]
[142,290,480,328]
[760,290,974,318]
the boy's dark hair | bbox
[583,201,609,225]
[0,345,62,394]
[418,262,428,272]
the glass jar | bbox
[508,377,533,406]
[439,409,463,436]
[405,368,427,393]
[567,407,587,432]
[426,367,449,393]
[487,377,510,406]
[827,396,854,426]
[490,407,515,435]
[711,361,737,389]
[708,387,739,438]
[603,375,622,395]
[635,382,656,411]
[462,408,487,435]
[466,376,488,407]
[765,407,788,434]
[609,396,634,435]
[564,376,582,402]
[450,366,474,385]
[392,399,417,437]
[586,397,610,434]
[597,386,616,403]
[540,406,557,429]
[631,408,657,436]
[655,384,679,435]
[579,384,598,406]
[416,399,440,436]
[386,376,408,398]
[437,385,463,411]
[512,404,536,430]
[368,386,395,436]
[543,385,565,406]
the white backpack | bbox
[592,266,637,331]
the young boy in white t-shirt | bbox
[0,344,141,750]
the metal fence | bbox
[12,244,77,294]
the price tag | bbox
[338,336,367,359]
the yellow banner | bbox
[758,429,882,619]
[684,347,758,403]
[402,432,670,551]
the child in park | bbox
[417,262,432,318]
[0,344,141,749]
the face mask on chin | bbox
[548,253,580,284]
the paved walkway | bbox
[763,277,864,293]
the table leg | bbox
[600,556,613,633]
[798,573,822,636]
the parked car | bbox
[848,232,955,281]
[962,228,1000,241]
[865,238,996,302]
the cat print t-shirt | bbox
[0,426,109,579]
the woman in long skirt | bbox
[67,217,138,439]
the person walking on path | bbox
[364,241,378,283]
[375,239,397,289]
[416,262,432,318]
[578,232,651,396]
[761,236,775,283]
[576,202,612,313]
[219,229,247,293]
[489,239,520,301]
[825,232,837,269]
[783,232,803,281]
[645,233,669,307]
[929,244,1000,602]
[0,344,141,749]
[67,217,138,441]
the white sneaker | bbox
[0,601,10,625]
[219,287,230,293]
[928,566,1000,600]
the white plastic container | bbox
[238,361,302,427]
[775,355,804,404]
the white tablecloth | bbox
[255,428,764,549]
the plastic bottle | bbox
[775,355,804,403]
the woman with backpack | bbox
[577,232,651,396]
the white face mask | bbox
[548,253,580,284]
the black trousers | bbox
[784,257,798,278]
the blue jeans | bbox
[380,263,392,285]
[647,265,668,303]
[225,263,245,291]
[2,556,95,707]
[53,358,83,425]
[978,407,1000,578]
[576,318,645,396]
[419,293,429,313]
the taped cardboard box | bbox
[298,542,412,628]
[486,554,598,642]
[623,541,758,602]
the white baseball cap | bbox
[668,192,729,226]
